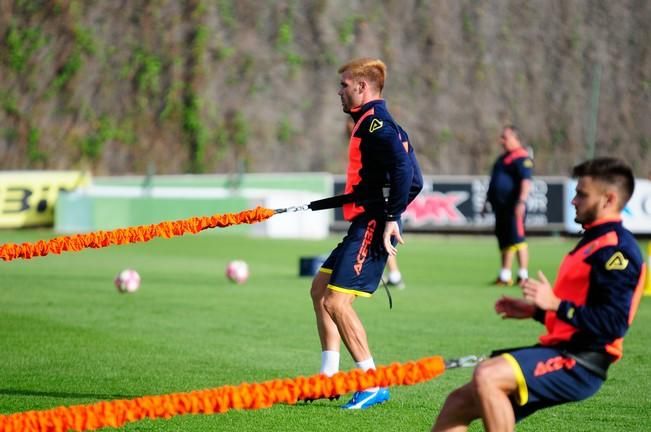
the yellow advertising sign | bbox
[0,171,90,228]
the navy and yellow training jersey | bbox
[487,148,533,207]
[343,99,423,222]
[537,218,646,361]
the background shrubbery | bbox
[1,0,650,176]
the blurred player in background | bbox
[310,57,423,409]
[482,126,533,286]
[383,255,405,289]
[433,157,646,431]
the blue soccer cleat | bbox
[341,388,390,409]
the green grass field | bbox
[1,229,650,431]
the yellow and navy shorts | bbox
[494,206,527,250]
[320,214,397,297]
[499,346,605,422]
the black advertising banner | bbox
[332,176,565,232]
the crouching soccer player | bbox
[432,157,646,431]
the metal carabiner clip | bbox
[445,355,486,369]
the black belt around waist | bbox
[563,350,612,380]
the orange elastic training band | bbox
[0,356,446,431]
[0,206,276,262]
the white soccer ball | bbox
[225,260,249,284]
[114,269,141,293]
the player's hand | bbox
[514,201,526,219]
[480,202,488,217]
[383,220,403,256]
[522,271,561,312]
[495,295,535,319]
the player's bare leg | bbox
[304,271,343,404]
[322,289,371,361]
[432,382,480,432]
[433,357,517,431]
[498,248,515,284]
[473,357,517,431]
[323,289,389,409]
[311,271,341,351]
[516,244,529,283]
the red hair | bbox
[338,58,387,92]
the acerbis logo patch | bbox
[523,158,533,168]
[566,307,575,319]
[534,356,576,377]
[605,251,629,270]
[369,119,383,133]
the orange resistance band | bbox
[0,206,276,262]
[0,356,446,432]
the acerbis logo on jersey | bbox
[369,119,383,133]
[605,251,629,270]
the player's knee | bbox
[310,273,328,302]
[309,281,321,302]
[322,294,346,317]
[472,361,497,391]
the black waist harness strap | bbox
[563,350,612,380]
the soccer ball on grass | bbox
[225,260,249,284]
[114,269,141,293]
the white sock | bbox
[356,357,375,371]
[388,271,402,284]
[499,269,512,282]
[356,358,379,392]
[518,268,529,280]
[320,351,340,377]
